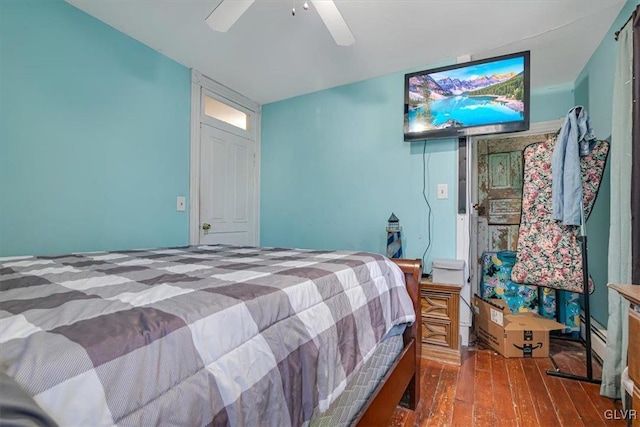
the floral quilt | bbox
[510,138,609,294]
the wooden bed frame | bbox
[352,258,422,426]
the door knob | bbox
[202,223,211,231]
[473,204,486,216]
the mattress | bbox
[0,245,415,426]
[310,332,405,427]
[0,333,406,427]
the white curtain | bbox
[601,21,634,400]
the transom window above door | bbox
[204,95,251,131]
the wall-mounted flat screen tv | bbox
[404,51,530,141]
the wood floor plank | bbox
[475,349,492,372]
[423,365,459,427]
[489,353,519,426]
[504,358,539,427]
[556,355,609,427]
[536,357,585,426]
[451,349,476,426]
[388,407,409,427]
[580,382,626,426]
[549,338,604,378]
[520,357,567,427]
[449,400,473,427]
[455,349,476,403]
[472,351,496,427]
[565,382,607,426]
[548,349,576,376]
[402,408,417,427]
[550,340,618,425]
[556,346,588,377]
[411,359,444,426]
[390,344,624,427]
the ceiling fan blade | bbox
[205,0,255,32]
[311,0,355,46]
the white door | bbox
[199,124,256,245]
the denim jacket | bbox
[551,106,597,225]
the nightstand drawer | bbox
[421,317,453,348]
[420,290,455,320]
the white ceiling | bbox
[66,0,626,105]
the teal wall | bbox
[530,84,575,119]
[574,0,640,325]
[0,0,191,256]
[261,66,572,272]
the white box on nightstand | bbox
[432,259,465,285]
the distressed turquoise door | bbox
[476,132,555,256]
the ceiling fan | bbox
[205,0,355,46]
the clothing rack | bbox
[546,198,601,384]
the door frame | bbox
[467,118,563,294]
[189,69,261,246]
[455,118,563,341]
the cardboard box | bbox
[473,296,567,358]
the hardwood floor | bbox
[391,340,627,427]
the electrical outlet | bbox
[176,196,186,211]
[437,184,448,199]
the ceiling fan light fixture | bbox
[205,0,354,46]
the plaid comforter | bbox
[0,245,415,426]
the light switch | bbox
[176,196,186,211]
[437,184,448,199]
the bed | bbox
[0,245,421,426]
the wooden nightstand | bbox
[420,278,462,366]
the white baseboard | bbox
[580,312,607,363]
[460,325,470,347]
